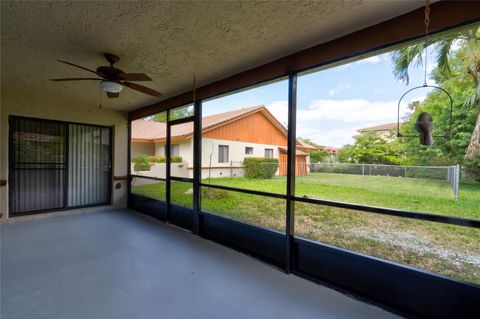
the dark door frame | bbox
[8,115,113,216]
[165,113,195,226]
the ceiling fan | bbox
[50,53,162,98]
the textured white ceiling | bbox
[1,1,425,112]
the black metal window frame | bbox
[9,115,113,216]
[127,23,480,318]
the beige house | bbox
[131,105,317,178]
[354,122,397,140]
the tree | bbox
[399,48,477,166]
[298,138,330,163]
[153,106,193,122]
[391,26,480,160]
[337,131,404,165]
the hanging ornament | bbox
[396,0,453,146]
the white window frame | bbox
[245,146,253,155]
[265,148,274,158]
[218,145,229,163]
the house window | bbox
[265,148,273,158]
[245,147,253,155]
[218,145,229,163]
[171,144,180,157]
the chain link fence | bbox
[305,163,460,200]
[204,160,461,200]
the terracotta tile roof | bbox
[356,122,397,133]
[132,105,267,141]
[131,119,166,140]
[320,146,341,153]
[296,139,318,150]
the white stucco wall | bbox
[131,137,309,180]
[201,138,281,166]
[131,163,189,179]
[1,98,129,220]
[154,139,192,164]
[171,137,284,179]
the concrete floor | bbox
[1,208,400,319]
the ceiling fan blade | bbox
[50,78,101,81]
[120,73,152,81]
[57,60,101,76]
[122,81,162,97]
[106,91,119,98]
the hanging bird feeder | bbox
[396,0,453,146]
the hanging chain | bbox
[423,0,430,86]
[193,74,196,103]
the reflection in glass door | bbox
[68,124,111,207]
[9,118,66,213]
[9,117,112,215]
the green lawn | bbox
[206,173,480,219]
[131,173,480,285]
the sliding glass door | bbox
[9,117,111,215]
[68,124,111,207]
[9,118,66,213]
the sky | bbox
[202,48,439,148]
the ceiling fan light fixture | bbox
[100,80,123,93]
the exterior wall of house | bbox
[154,139,193,163]
[131,141,155,157]
[131,163,189,179]
[201,137,280,166]
[200,137,282,178]
[133,137,287,179]
[203,111,288,146]
[1,98,129,220]
[356,129,394,140]
[132,137,313,179]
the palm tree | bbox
[391,26,480,160]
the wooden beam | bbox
[129,1,480,120]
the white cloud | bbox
[328,83,351,96]
[359,56,381,64]
[268,98,408,148]
[410,95,427,103]
[427,62,436,73]
[297,99,402,124]
[266,100,288,126]
[298,127,358,147]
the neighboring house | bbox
[296,138,340,163]
[131,105,317,178]
[321,146,341,155]
[354,122,397,140]
[320,145,341,163]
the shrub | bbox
[132,154,150,171]
[171,156,182,163]
[243,157,278,179]
[148,156,183,163]
[149,156,166,163]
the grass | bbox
[205,173,480,219]
[131,173,480,285]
